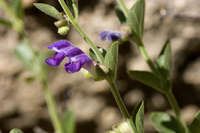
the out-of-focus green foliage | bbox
[61,110,76,133]
[9,128,23,133]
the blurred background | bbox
[0,0,200,133]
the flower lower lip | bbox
[45,40,92,73]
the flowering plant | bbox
[0,0,199,133]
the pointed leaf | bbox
[151,112,186,133]
[89,47,107,62]
[33,3,63,20]
[61,110,76,133]
[115,7,126,24]
[104,42,119,80]
[11,0,24,19]
[132,101,144,133]
[157,40,171,80]
[127,0,145,41]
[128,70,164,93]
[0,18,12,28]
[189,111,200,133]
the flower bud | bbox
[57,26,69,36]
[107,121,131,133]
[116,122,130,133]
[54,19,68,28]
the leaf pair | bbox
[115,0,145,42]
[89,42,119,81]
[15,40,51,81]
[129,40,171,93]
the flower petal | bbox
[47,40,71,51]
[46,40,93,73]
[61,45,83,57]
[99,30,121,42]
[70,54,92,66]
[64,61,81,73]
[45,52,65,66]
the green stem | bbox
[130,39,158,74]
[106,78,138,133]
[166,90,181,119]
[42,81,64,133]
[138,44,158,73]
[58,0,104,63]
[0,0,24,34]
[116,0,129,17]
[166,91,189,132]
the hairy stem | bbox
[58,0,104,63]
[42,81,64,133]
[106,78,138,133]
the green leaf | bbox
[15,40,51,81]
[189,111,200,133]
[115,7,126,24]
[127,0,145,41]
[61,110,76,133]
[132,101,144,133]
[104,42,119,80]
[15,41,36,70]
[89,47,107,62]
[0,18,12,28]
[11,0,24,19]
[128,70,164,93]
[33,3,63,20]
[157,40,171,80]
[151,112,186,133]
[9,128,23,133]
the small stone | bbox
[124,89,144,106]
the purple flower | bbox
[45,40,93,73]
[99,30,121,42]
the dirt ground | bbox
[0,0,200,133]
